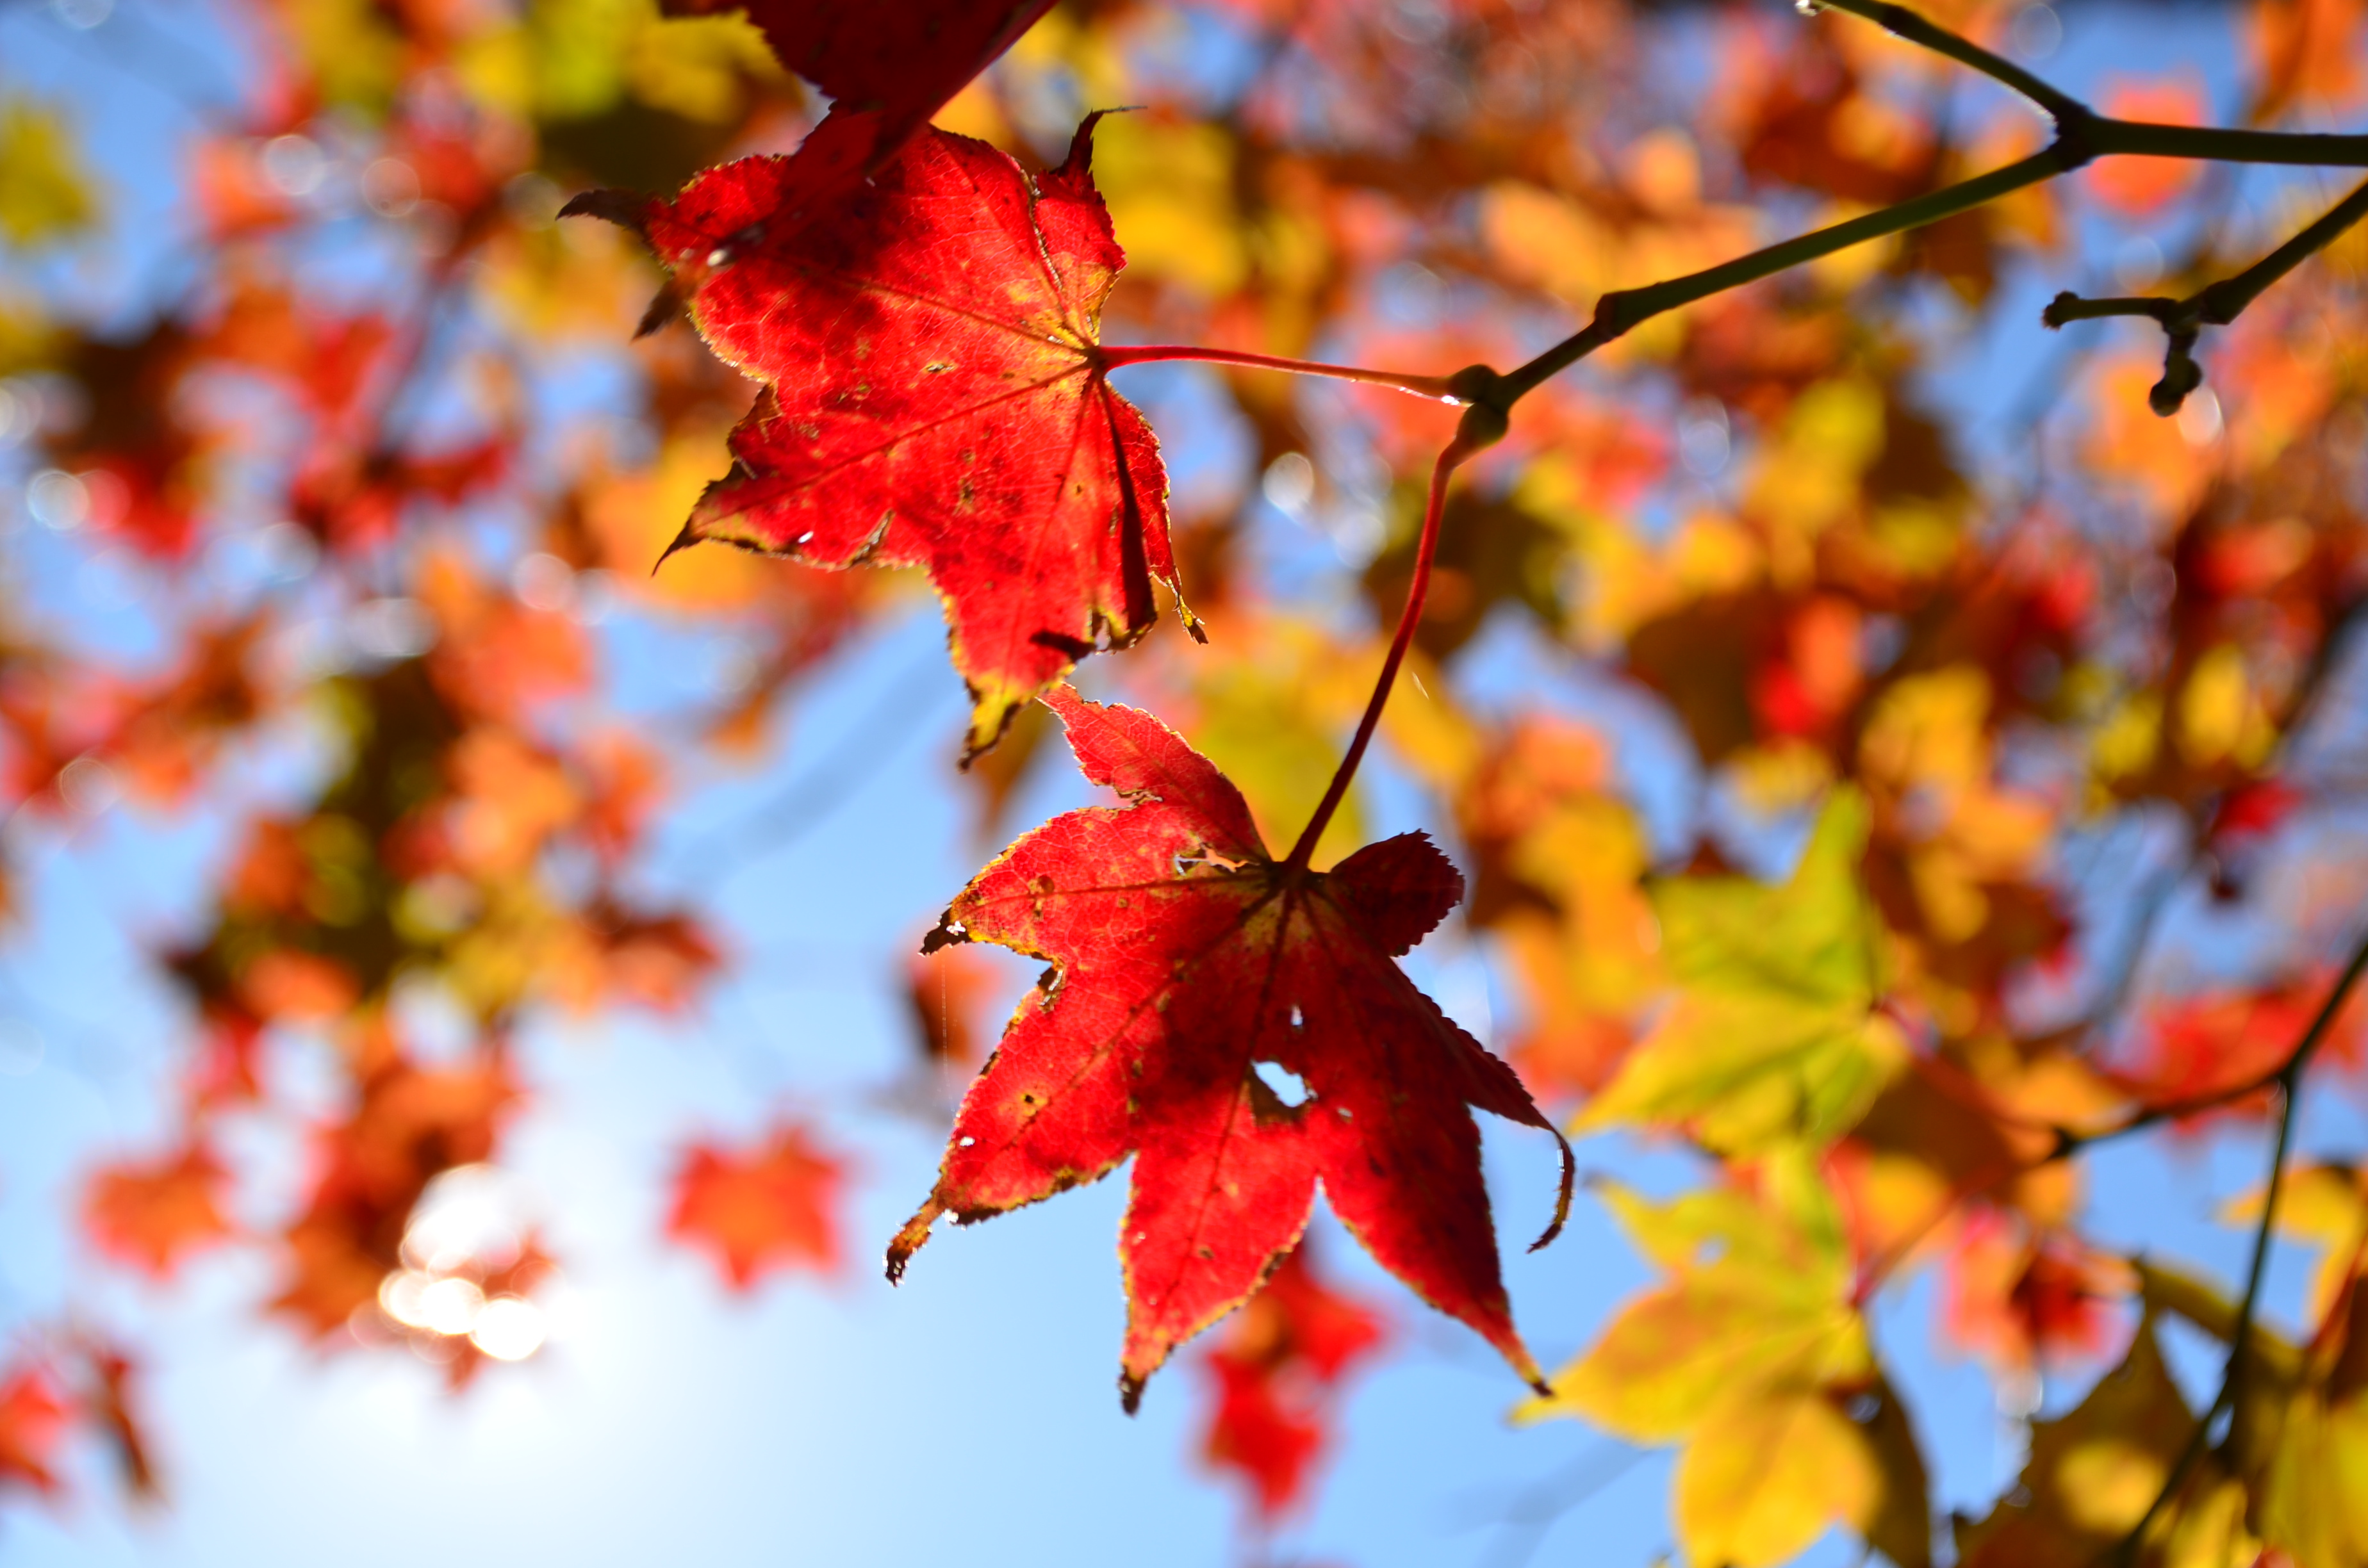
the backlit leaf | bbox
[581,120,1192,758]
[1581,790,1904,1151]
[890,687,1570,1408]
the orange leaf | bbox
[83,1143,234,1279]
[668,1123,846,1289]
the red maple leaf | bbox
[573,119,1194,758]
[1198,1241,1386,1519]
[1941,1209,2130,1376]
[665,0,1054,215]
[668,1123,846,1289]
[2118,975,2368,1129]
[0,1366,69,1496]
[83,1142,234,1279]
[889,687,1570,1409]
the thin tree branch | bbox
[1496,148,2073,403]
[2046,175,2368,414]
[1813,0,2084,120]
[673,651,954,884]
[2085,118,2368,167]
[2057,925,2368,1158]
[2107,918,2368,1564]
[1474,1,2368,418]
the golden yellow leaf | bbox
[1675,1383,1879,1568]
[1955,1319,2201,1568]
[0,99,97,250]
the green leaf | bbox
[1580,788,1904,1151]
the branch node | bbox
[1445,361,1511,416]
[2150,332,2205,417]
[2050,107,2100,171]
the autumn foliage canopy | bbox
[12,0,2368,1562]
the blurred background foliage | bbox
[7,0,2368,1564]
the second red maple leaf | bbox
[889,686,1570,1409]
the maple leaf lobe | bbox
[890,687,1570,1409]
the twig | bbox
[2105,917,2368,1564]
[1098,344,1464,402]
[1468,1442,1649,1568]
[1472,1,2368,419]
[1493,149,2073,405]
[2045,176,2368,413]
[1813,0,2084,120]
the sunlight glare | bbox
[468,1297,547,1361]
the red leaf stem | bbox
[1096,344,1465,402]
[1285,437,1468,872]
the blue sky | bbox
[4,1,2365,1565]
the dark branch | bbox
[2047,176,2368,414]
[2106,919,2368,1564]
[1814,0,2086,121]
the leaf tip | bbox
[653,522,701,576]
[1527,1127,1577,1253]
[885,1200,942,1284]
[1118,1370,1145,1415]
[632,284,683,339]
[557,186,652,239]
[919,911,968,953]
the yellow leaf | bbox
[1090,115,1247,297]
[1955,1319,2201,1568]
[1745,377,1886,553]
[276,0,406,115]
[2222,1163,2368,1325]
[2258,1389,2356,1568]
[627,11,783,124]
[2177,644,2273,769]
[1526,1159,1865,1442]
[1676,1384,1879,1568]
[0,99,97,250]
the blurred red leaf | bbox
[668,1123,846,1289]
[1199,1241,1386,1519]
[83,1143,234,1280]
[273,1032,516,1337]
[1941,1210,2130,1376]
[2119,975,2368,1127]
[0,1367,69,1496]
[904,942,1000,1070]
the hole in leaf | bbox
[1253,1060,1311,1107]
[958,1136,976,1148]
[1846,1392,1880,1424]
[1288,1004,1304,1029]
